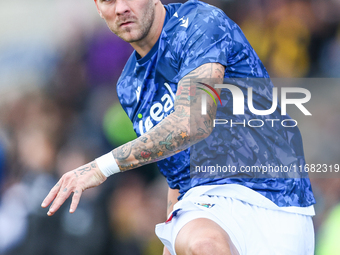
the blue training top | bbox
[116,0,315,207]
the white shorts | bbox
[155,184,315,255]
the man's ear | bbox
[94,0,104,18]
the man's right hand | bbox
[41,161,107,216]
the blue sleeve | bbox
[165,1,266,80]
[174,6,232,79]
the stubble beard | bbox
[111,0,155,43]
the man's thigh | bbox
[156,194,314,255]
[175,218,240,255]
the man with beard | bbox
[42,0,315,254]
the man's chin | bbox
[117,33,142,43]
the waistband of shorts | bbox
[181,184,315,216]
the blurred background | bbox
[0,0,339,254]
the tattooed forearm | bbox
[119,163,140,172]
[180,131,188,139]
[175,106,190,118]
[141,137,148,143]
[159,132,175,151]
[111,63,225,172]
[113,143,132,160]
[140,150,152,159]
[197,127,208,135]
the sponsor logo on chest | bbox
[138,83,176,135]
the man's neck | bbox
[131,3,166,58]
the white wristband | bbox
[95,152,120,177]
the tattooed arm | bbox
[42,62,225,216]
[113,62,225,171]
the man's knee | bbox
[175,218,239,255]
